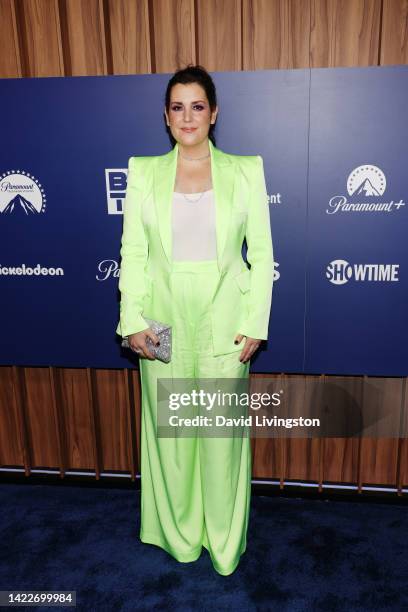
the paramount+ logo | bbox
[326,259,399,285]
[326,164,405,214]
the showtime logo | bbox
[326,259,399,285]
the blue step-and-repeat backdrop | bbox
[1,66,407,375]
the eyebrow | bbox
[171,100,207,104]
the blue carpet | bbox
[0,483,407,611]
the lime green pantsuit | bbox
[116,141,274,576]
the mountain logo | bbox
[347,165,386,197]
[0,171,46,214]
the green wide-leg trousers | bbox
[138,259,251,576]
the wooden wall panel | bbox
[310,0,382,68]
[320,376,364,485]
[0,0,22,77]
[360,438,399,487]
[15,0,64,77]
[59,0,108,75]
[243,0,310,70]
[24,367,61,469]
[358,378,403,486]
[400,438,408,488]
[322,437,360,485]
[0,0,407,493]
[0,368,24,466]
[380,0,408,65]
[196,0,242,71]
[93,369,137,473]
[151,0,195,72]
[276,375,319,483]
[108,0,151,74]
[57,368,96,469]
[401,382,408,487]
[252,437,282,480]
[250,374,282,480]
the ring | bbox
[132,347,142,354]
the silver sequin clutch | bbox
[121,317,172,363]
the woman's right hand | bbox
[128,328,160,360]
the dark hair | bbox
[164,64,217,147]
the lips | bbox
[181,128,197,133]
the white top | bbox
[172,189,217,260]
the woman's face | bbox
[165,82,217,147]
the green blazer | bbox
[116,139,274,357]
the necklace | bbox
[178,150,210,161]
[176,148,212,201]
[180,180,212,203]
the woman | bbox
[116,65,274,576]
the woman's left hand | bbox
[235,334,262,363]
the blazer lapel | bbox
[153,139,237,271]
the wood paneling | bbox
[151,0,195,72]
[57,368,95,470]
[107,0,151,74]
[24,367,61,469]
[59,0,108,75]
[311,0,382,68]
[0,0,407,493]
[197,0,242,71]
[380,0,408,65]
[0,367,25,467]
[358,378,403,486]
[243,0,310,69]
[15,0,64,77]
[0,0,22,77]
[93,368,139,474]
